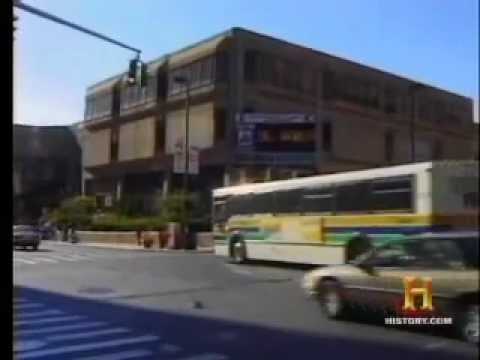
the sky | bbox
[14,0,479,126]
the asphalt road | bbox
[13,241,478,360]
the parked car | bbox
[13,225,41,250]
[302,231,479,344]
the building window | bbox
[110,127,119,162]
[214,108,226,144]
[155,119,165,154]
[216,52,229,82]
[244,50,259,83]
[385,131,395,163]
[322,122,332,152]
[384,88,398,114]
[167,55,216,96]
[433,139,443,160]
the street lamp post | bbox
[173,75,191,240]
[409,83,426,163]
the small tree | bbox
[162,191,194,224]
[49,196,96,229]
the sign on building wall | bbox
[235,113,316,166]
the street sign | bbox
[173,139,199,175]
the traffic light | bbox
[139,62,148,88]
[13,14,18,35]
[127,59,138,85]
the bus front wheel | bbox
[230,239,247,264]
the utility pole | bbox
[173,75,191,241]
[408,83,426,163]
[13,1,145,85]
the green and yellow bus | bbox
[213,161,478,265]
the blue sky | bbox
[14,0,479,125]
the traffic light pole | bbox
[13,0,141,57]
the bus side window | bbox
[301,186,334,213]
[369,176,413,212]
[335,181,371,213]
[273,189,302,214]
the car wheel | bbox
[318,280,346,319]
[230,239,247,264]
[32,244,39,251]
[457,304,479,345]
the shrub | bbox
[49,196,96,228]
[86,213,166,232]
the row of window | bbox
[85,93,113,120]
[244,50,316,95]
[214,176,413,221]
[108,110,227,163]
[384,131,444,163]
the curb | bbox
[47,240,214,254]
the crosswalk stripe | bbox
[16,310,64,319]
[46,328,130,341]
[30,257,58,263]
[15,315,84,326]
[18,335,160,359]
[14,303,44,310]
[16,321,107,335]
[74,349,153,360]
[14,258,37,265]
[67,254,93,260]
[13,298,30,303]
[47,254,81,261]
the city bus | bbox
[212,161,478,265]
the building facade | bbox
[81,27,478,221]
[13,124,82,223]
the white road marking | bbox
[14,340,47,352]
[159,344,182,353]
[16,310,64,319]
[225,264,252,276]
[14,303,44,310]
[14,258,37,265]
[424,341,449,350]
[75,349,153,360]
[46,327,130,341]
[15,315,84,326]
[176,354,228,360]
[13,298,30,303]
[16,321,108,335]
[30,257,58,263]
[48,254,81,261]
[19,335,160,359]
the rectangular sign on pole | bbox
[173,139,185,174]
[173,140,199,175]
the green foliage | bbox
[161,191,195,223]
[49,196,96,227]
[87,213,165,232]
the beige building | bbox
[80,27,478,216]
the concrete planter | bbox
[76,231,138,245]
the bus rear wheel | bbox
[230,239,247,264]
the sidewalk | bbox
[49,240,214,253]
